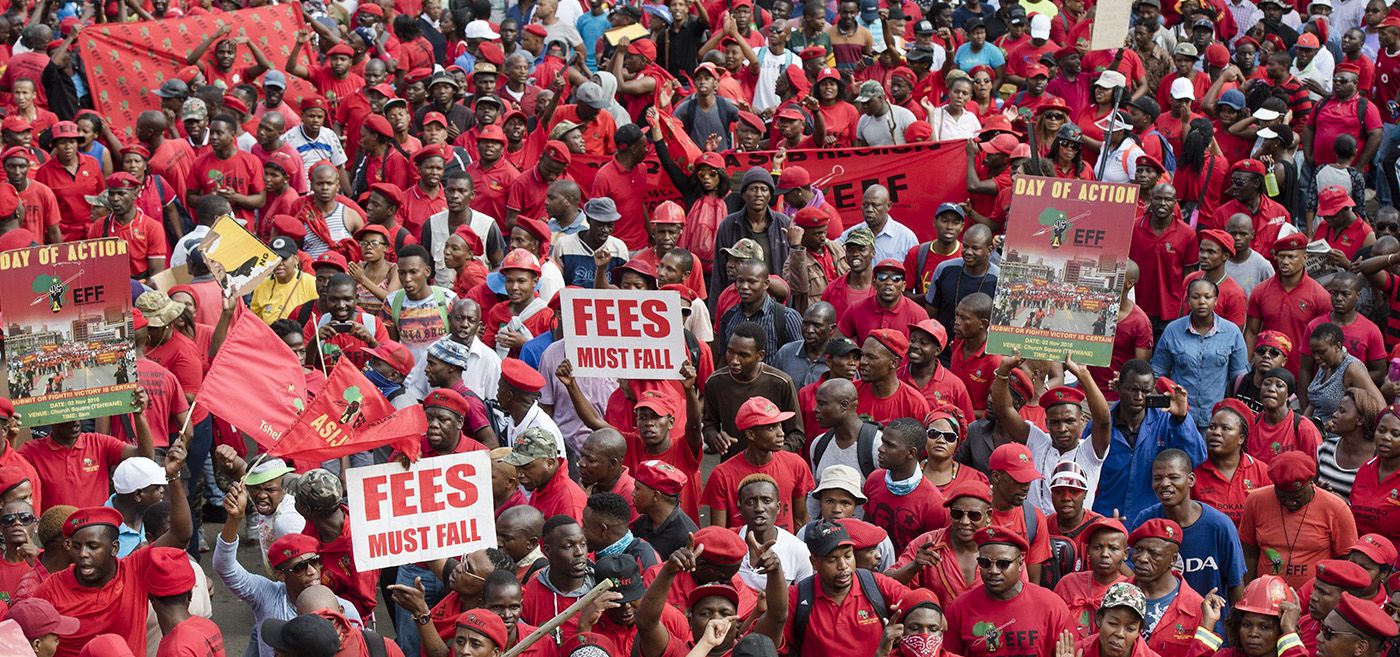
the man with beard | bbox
[1123,518,1211,655]
[519,516,594,641]
[943,525,1077,657]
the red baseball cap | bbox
[775,166,811,193]
[478,124,507,143]
[422,111,448,129]
[635,459,687,496]
[50,121,80,140]
[1,115,31,133]
[359,341,415,377]
[634,389,675,417]
[974,525,1030,552]
[1350,534,1398,567]
[1318,185,1356,216]
[989,443,1041,483]
[909,319,948,349]
[735,396,795,431]
[456,610,508,650]
[0,145,32,163]
[266,533,319,569]
[312,251,348,273]
[7,598,80,640]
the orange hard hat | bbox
[1234,575,1299,617]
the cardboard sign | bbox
[199,215,280,297]
[0,240,138,426]
[605,23,650,46]
[1090,0,1134,51]
[559,288,686,380]
[988,176,1137,366]
[346,451,496,571]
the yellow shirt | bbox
[250,271,318,324]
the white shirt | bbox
[857,104,918,146]
[843,217,920,262]
[1025,425,1107,515]
[459,337,502,400]
[538,259,566,302]
[931,105,983,141]
[1097,137,1144,184]
[283,124,350,179]
[752,47,798,114]
[506,402,568,459]
[258,493,306,574]
[1293,48,1335,101]
[736,526,814,590]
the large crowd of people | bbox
[0,0,1398,655]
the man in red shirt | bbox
[855,329,932,425]
[482,249,555,357]
[2,147,58,244]
[899,318,975,420]
[949,292,1001,418]
[88,173,169,280]
[1304,62,1383,169]
[701,397,815,533]
[292,468,379,618]
[862,418,950,552]
[289,39,365,115]
[505,139,573,229]
[1240,452,1358,588]
[187,114,266,226]
[986,442,1054,583]
[943,526,1077,657]
[138,111,196,204]
[1313,186,1375,262]
[1127,518,1213,655]
[0,399,43,511]
[34,449,191,657]
[591,125,650,251]
[520,515,594,638]
[506,427,588,521]
[1296,559,1375,653]
[1130,182,1199,335]
[1245,233,1330,375]
[402,146,448,237]
[1182,229,1247,328]
[836,260,927,343]
[1303,272,1387,385]
[33,121,102,242]
[147,547,225,657]
[1209,159,1293,247]
[466,125,520,224]
[18,389,155,509]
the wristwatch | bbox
[414,613,433,626]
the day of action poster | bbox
[988,176,1136,366]
[0,240,137,425]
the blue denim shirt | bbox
[1151,314,1250,428]
[1086,405,1207,519]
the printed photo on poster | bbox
[0,240,138,426]
[199,215,280,297]
[988,176,1137,366]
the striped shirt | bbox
[1317,435,1361,500]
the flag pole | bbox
[175,400,197,444]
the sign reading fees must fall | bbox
[346,451,496,571]
[560,288,686,380]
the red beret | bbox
[1039,386,1085,409]
[735,111,765,133]
[63,506,124,538]
[1199,228,1236,256]
[369,182,404,207]
[974,525,1030,552]
[1212,398,1256,428]
[478,42,505,66]
[301,95,330,113]
[478,124,507,143]
[456,610,509,650]
[1129,518,1184,545]
[793,207,830,229]
[1273,232,1309,254]
[413,144,449,165]
[1317,559,1373,589]
[267,533,319,569]
[357,3,383,15]
[905,121,933,142]
[1007,367,1035,402]
[423,388,471,417]
[890,66,917,85]
[501,357,545,392]
[692,526,746,564]
[661,283,697,305]
[105,172,142,190]
[0,182,19,218]
[868,328,909,360]
[1231,158,1267,176]
[453,225,485,256]
[543,139,572,165]
[524,24,548,38]
[942,480,993,506]
[1337,61,1363,76]
[270,214,306,241]
[516,216,551,248]
[1335,594,1400,640]
[0,146,32,163]
[635,459,687,496]
[146,546,196,596]
[799,45,826,60]
[0,397,14,420]
[0,466,27,494]
[1266,451,1316,490]
[222,94,250,115]
[626,38,657,60]
[363,114,394,140]
[1351,534,1398,567]
[837,518,888,550]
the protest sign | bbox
[559,288,686,379]
[200,215,281,297]
[988,176,1137,366]
[346,451,496,571]
[0,240,137,426]
[1090,0,1135,50]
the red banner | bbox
[77,6,312,137]
[566,140,969,243]
[272,357,426,463]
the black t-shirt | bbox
[631,506,699,560]
[658,18,708,79]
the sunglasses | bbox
[0,513,34,526]
[1043,113,1067,121]
[279,556,322,575]
[1320,625,1364,641]
[976,557,1016,571]
[1255,347,1284,358]
[1378,223,1400,233]
[949,509,985,522]
[927,428,959,443]
[875,272,906,283]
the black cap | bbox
[913,19,935,35]
[262,615,342,657]
[733,635,780,657]
[804,520,855,556]
[268,235,299,259]
[595,554,646,603]
[906,45,936,62]
[1129,96,1161,120]
[826,338,861,357]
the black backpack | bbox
[363,629,388,657]
[1020,504,1075,590]
[810,421,880,479]
[792,569,886,653]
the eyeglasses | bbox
[0,513,34,526]
[1377,223,1400,234]
[1320,625,1364,641]
[360,239,388,248]
[279,556,322,574]
[875,272,906,283]
[927,428,959,443]
[976,557,1016,571]
[950,509,985,522]
[1255,347,1284,358]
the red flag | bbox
[196,310,308,451]
[270,358,425,463]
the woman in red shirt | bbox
[815,68,860,147]
[120,144,182,246]
[1047,124,1094,180]
[1192,400,1272,524]
[1351,407,1400,543]
[1174,119,1230,226]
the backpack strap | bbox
[794,575,816,653]
[916,242,932,293]
[1022,503,1039,545]
[856,421,879,478]
[431,287,450,328]
[389,291,405,325]
[811,429,837,468]
[856,569,886,619]
[362,629,388,657]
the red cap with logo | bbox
[989,443,1041,483]
[456,610,509,649]
[1350,534,1398,568]
[735,396,795,431]
[267,533,319,569]
[974,525,1030,552]
[909,319,948,350]
[63,506,123,538]
[635,459,688,496]
[1039,386,1085,409]
[1316,559,1373,589]
[423,388,471,417]
[868,328,910,360]
[1128,518,1184,546]
[692,526,746,564]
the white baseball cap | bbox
[1170,77,1196,100]
[113,457,166,494]
[1253,107,1282,121]
[1030,13,1051,40]
[464,20,500,40]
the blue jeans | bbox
[185,415,213,560]
[394,563,446,656]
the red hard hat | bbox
[651,200,685,225]
[1234,575,1299,617]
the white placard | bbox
[346,451,497,570]
[1090,0,1135,52]
[560,288,686,379]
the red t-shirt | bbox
[898,363,976,422]
[1239,485,1357,588]
[34,547,158,657]
[592,158,648,251]
[991,504,1053,566]
[944,581,1077,657]
[1191,454,1271,525]
[482,300,555,358]
[1181,271,1246,327]
[949,339,1001,414]
[781,572,912,657]
[1156,72,1212,114]
[16,180,58,239]
[400,184,447,239]
[821,274,875,321]
[109,358,189,449]
[467,159,521,226]
[0,556,31,604]
[587,601,691,657]
[836,296,928,345]
[528,466,589,521]
[17,434,126,509]
[145,332,206,423]
[301,312,392,371]
[817,101,862,147]
[1209,196,1292,251]
[155,615,226,657]
[1349,457,1400,541]
[310,65,365,111]
[903,242,962,298]
[1247,410,1323,465]
[88,212,170,278]
[1374,47,1400,122]
[862,471,949,553]
[1306,314,1386,365]
[1310,95,1383,167]
[1054,571,1129,638]
[700,451,815,532]
[505,168,569,223]
[854,379,933,427]
[1246,276,1330,375]
[188,149,266,226]
[1314,218,1374,262]
[33,154,104,241]
[891,527,978,603]
[301,505,379,618]
[1129,216,1198,320]
[149,138,197,203]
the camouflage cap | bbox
[844,225,876,248]
[135,291,184,328]
[503,428,558,466]
[293,468,343,511]
[720,238,764,261]
[1100,582,1147,619]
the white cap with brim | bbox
[1094,70,1127,89]
[1170,77,1195,100]
[1253,107,1282,121]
